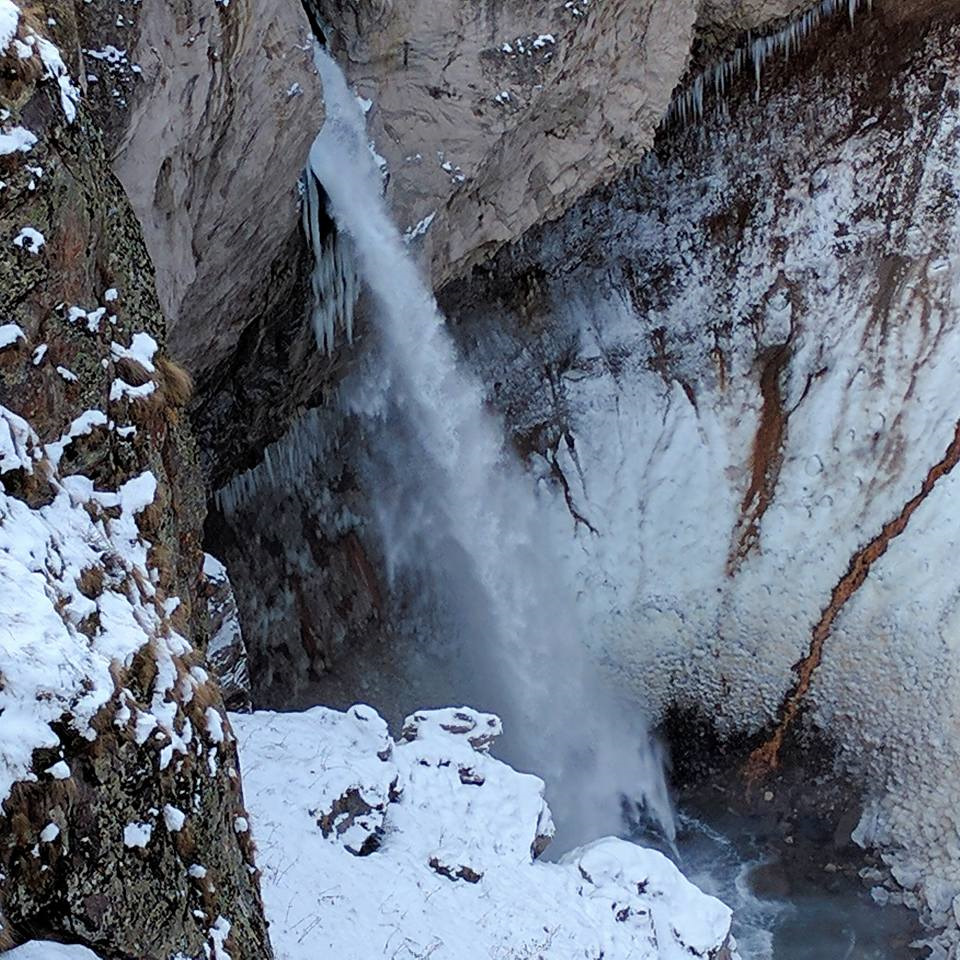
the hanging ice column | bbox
[668,0,875,123]
[302,150,361,354]
[303,45,675,848]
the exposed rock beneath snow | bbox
[202,554,252,712]
[233,705,735,960]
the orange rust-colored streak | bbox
[745,418,960,782]
[344,530,384,615]
[728,344,791,576]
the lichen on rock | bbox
[0,4,270,956]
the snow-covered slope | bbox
[0,405,183,798]
[233,706,735,960]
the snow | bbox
[110,331,157,373]
[402,211,436,244]
[0,400,205,810]
[0,406,33,472]
[162,804,186,832]
[44,410,107,468]
[110,378,155,402]
[39,822,59,842]
[233,705,734,960]
[0,0,18,51]
[123,821,152,848]
[0,323,24,349]
[0,125,36,155]
[35,35,79,122]
[67,306,106,334]
[208,917,232,960]
[13,226,44,253]
[5,944,104,960]
[205,707,225,744]
[203,553,228,580]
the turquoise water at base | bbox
[636,811,925,960]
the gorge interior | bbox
[301,44,675,850]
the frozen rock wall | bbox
[439,7,960,946]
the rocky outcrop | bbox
[202,554,253,712]
[0,4,269,956]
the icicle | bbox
[213,409,335,516]
[663,0,873,130]
[301,168,362,356]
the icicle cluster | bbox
[668,0,874,125]
[213,407,333,516]
[301,167,361,355]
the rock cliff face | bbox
[64,0,331,485]
[438,5,960,944]
[104,0,907,483]
[0,4,269,956]
[302,0,946,295]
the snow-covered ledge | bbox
[233,706,736,960]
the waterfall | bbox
[305,46,674,848]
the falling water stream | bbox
[300,41,931,959]
[303,46,673,849]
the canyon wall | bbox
[440,6,960,944]
[95,0,900,482]
[0,4,270,955]
[4,0,960,952]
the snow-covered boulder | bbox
[233,705,735,960]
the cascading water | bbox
[303,45,674,848]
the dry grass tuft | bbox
[76,564,105,600]
[156,356,194,409]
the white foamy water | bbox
[304,45,674,847]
